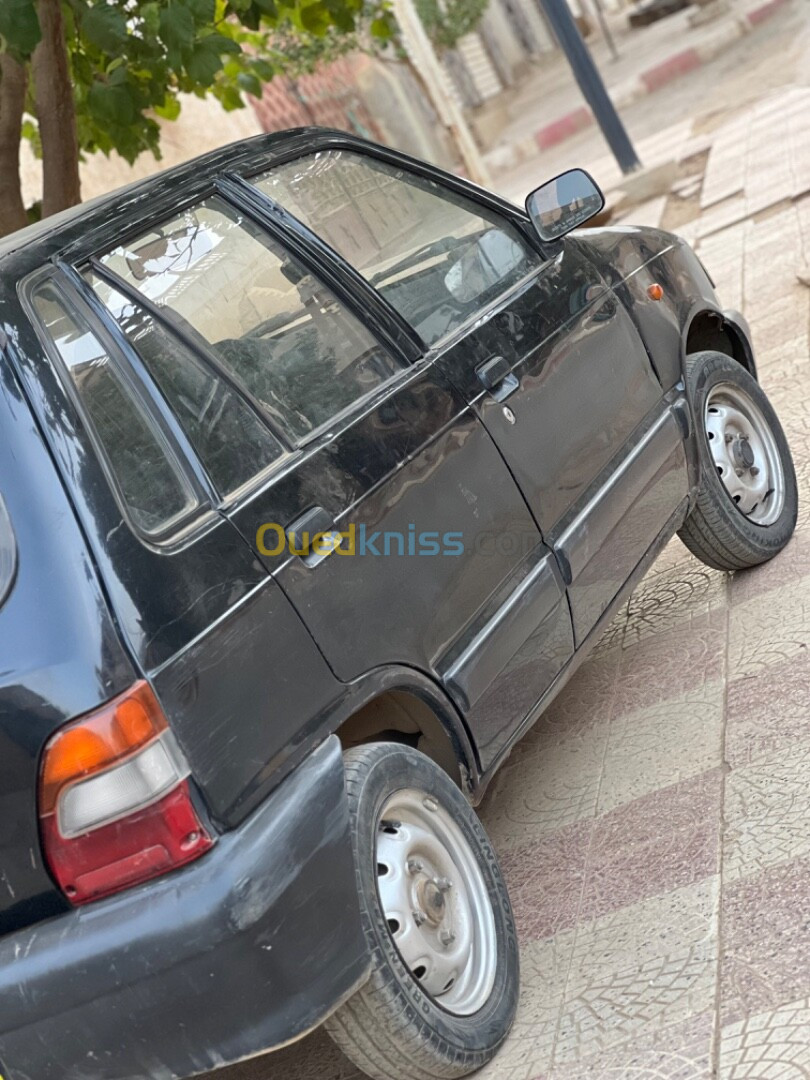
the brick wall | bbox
[251,56,383,140]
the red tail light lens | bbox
[39,681,213,904]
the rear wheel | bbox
[678,350,797,570]
[325,742,518,1080]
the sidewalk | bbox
[481,0,792,175]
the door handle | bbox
[476,355,519,402]
[286,505,344,568]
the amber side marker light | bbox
[39,681,213,904]
[647,283,664,301]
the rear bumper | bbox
[0,735,369,1080]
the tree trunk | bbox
[0,53,29,239]
[33,0,81,217]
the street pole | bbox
[392,0,493,188]
[589,0,619,60]
[537,0,640,173]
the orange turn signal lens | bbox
[40,681,167,815]
[647,283,664,301]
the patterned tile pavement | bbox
[214,81,810,1080]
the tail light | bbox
[39,681,213,904]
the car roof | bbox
[0,126,333,267]
[0,126,530,292]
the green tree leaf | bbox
[141,3,161,35]
[87,80,138,127]
[186,37,226,84]
[159,2,196,60]
[185,0,217,25]
[299,2,332,34]
[81,4,128,53]
[236,70,262,96]
[21,117,42,158]
[154,94,182,120]
[370,14,392,37]
[0,0,41,56]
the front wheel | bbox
[678,350,797,571]
[325,742,518,1080]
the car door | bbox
[434,240,690,645]
[87,185,574,774]
[256,146,688,650]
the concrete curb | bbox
[485,0,790,171]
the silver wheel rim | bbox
[705,383,785,526]
[376,789,497,1016]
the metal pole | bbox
[538,0,640,173]
[590,0,619,60]
[393,0,493,188]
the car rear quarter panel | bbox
[0,313,136,935]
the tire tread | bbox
[677,351,797,571]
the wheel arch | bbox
[683,305,757,380]
[333,667,480,801]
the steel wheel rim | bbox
[375,789,497,1017]
[704,383,785,526]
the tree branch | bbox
[34,0,80,217]
[0,53,29,238]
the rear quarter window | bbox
[30,281,200,537]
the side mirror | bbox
[525,169,604,242]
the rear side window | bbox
[251,151,543,347]
[96,197,406,443]
[86,273,286,496]
[31,282,198,536]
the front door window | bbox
[251,151,544,347]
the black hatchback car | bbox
[0,129,797,1080]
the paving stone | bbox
[597,681,724,815]
[580,769,722,922]
[481,721,611,849]
[499,820,592,943]
[720,997,810,1078]
[554,879,719,1063]
[728,579,810,679]
[721,858,810,1024]
[610,619,727,718]
[476,932,576,1080]
[723,743,810,882]
[725,649,810,767]
[552,1010,715,1079]
[622,564,728,648]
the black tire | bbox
[325,742,518,1080]
[678,350,797,571]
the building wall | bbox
[251,56,382,139]
[253,52,459,172]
